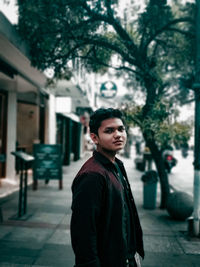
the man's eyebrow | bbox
[104,127,114,130]
[104,125,124,129]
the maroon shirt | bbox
[70,150,144,267]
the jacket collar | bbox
[93,150,124,169]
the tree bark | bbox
[144,134,170,209]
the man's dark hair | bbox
[89,108,125,135]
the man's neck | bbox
[96,148,116,163]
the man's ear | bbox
[90,133,99,145]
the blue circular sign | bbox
[100,81,117,98]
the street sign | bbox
[100,81,117,98]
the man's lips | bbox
[113,140,123,145]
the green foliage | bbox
[46,69,73,87]
[122,98,192,149]
[17,0,124,75]
[122,104,142,127]
[172,121,193,146]
[138,0,173,37]
[155,121,192,148]
[17,0,195,96]
[17,0,196,113]
[80,43,114,74]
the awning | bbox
[57,112,80,123]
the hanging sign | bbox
[100,81,117,98]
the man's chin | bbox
[115,147,125,153]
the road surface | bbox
[169,149,193,196]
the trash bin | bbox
[141,170,158,209]
[134,156,145,171]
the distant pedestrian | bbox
[70,108,144,267]
[135,140,141,155]
[143,145,153,171]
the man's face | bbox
[91,118,127,153]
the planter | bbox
[141,170,158,209]
[166,191,193,220]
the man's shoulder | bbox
[78,156,106,175]
[72,156,107,189]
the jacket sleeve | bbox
[70,172,105,267]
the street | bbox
[130,146,194,197]
[169,149,193,196]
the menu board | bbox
[33,144,62,180]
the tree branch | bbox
[165,27,195,38]
[78,54,141,76]
[78,36,138,66]
[81,0,139,59]
[142,17,194,52]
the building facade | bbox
[0,12,48,183]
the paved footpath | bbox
[0,152,200,267]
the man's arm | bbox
[70,172,105,267]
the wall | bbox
[6,91,17,179]
[17,102,39,153]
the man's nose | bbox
[114,130,121,137]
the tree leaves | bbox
[17,0,195,103]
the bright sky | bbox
[0,0,18,24]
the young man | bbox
[70,108,144,267]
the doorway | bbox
[0,90,7,178]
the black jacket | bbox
[70,151,144,267]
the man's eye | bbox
[119,127,125,132]
[105,129,113,133]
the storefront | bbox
[0,12,47,181]
[56,113,82,165]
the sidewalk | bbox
[0,152,200,267]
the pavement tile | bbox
[0,226,14,239]
[177,236,200,255]
[142,252,200,267]
[46,229,71,245]
[141,216,172,233]
[0,264,32,267]
[0,240,40,257]
[0,256,34,266]
[33,244,74,267]
[59,214,71,225]
[167,219,189,233]
[4,227,53,243]
[29,212,65,225]
[144,235,184,254]
[1,239,44,250]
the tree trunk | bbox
[123,132,132,158]
[144,135,170,208]
[141,73,170,208]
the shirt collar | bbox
[93,150,124,169]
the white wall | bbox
[48,94,56,144]
[6,90,17,179]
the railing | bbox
[11,151,34,218]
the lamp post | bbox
[192,0,200,236]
